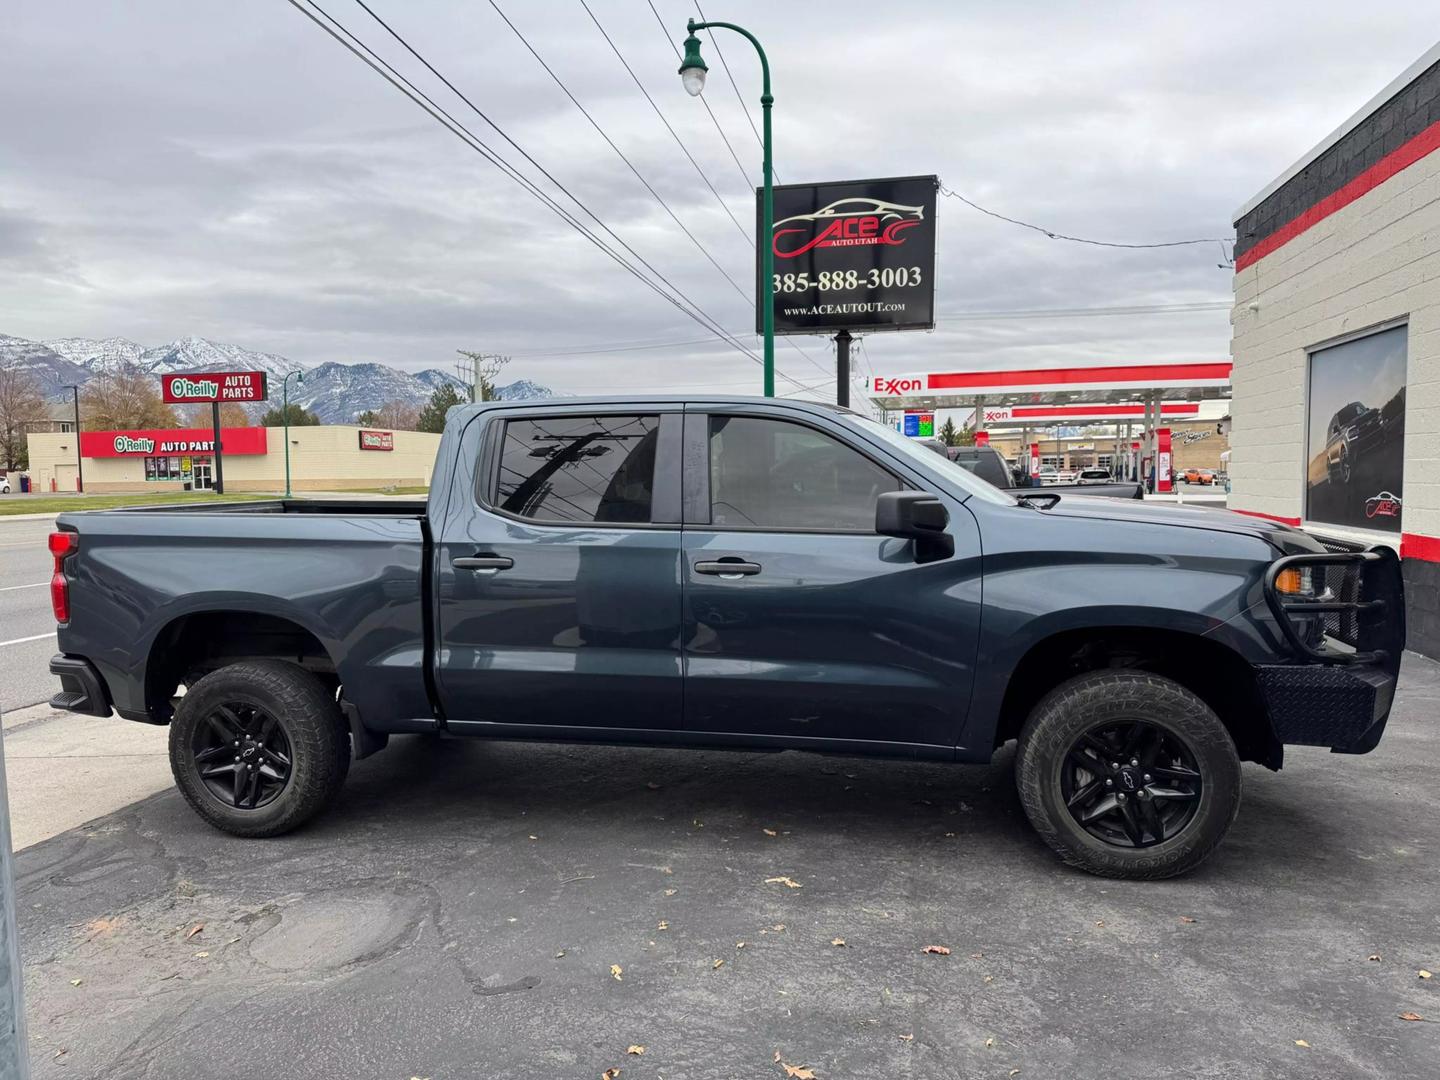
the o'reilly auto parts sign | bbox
[759,175,937,335]
[161,370,269,404]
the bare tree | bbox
[183,402,252,428]
[372,399,419,430]
[82,362,178,430]
[0,360,47,470]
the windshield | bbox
[840,414,1019,505]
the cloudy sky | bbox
[2,1,1436,399]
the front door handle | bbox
[695,558,762,579]
[453,555,514,573]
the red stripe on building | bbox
[1008,403,1201,419]
[1236,117,1440,272]
[1402,532,1440,563]
[1232,508,1303,527]
[926,363,1232,391]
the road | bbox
[0,517,61,714]
[10,653,1439,1079]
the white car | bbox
[0,476,10,494]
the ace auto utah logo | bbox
[772,198,925,258]
[1365,491,1402,519]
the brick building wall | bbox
[1230,44,1440,658]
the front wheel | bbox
[1015,670,1241,879]
[169,660,350,837]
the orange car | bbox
[1183,468,1215,485]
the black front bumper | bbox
[49,654,113,718]
[1254,662,1397,754]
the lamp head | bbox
[678,32,708,96]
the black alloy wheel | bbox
[1059,720,1202,848]
[190,700,293,810]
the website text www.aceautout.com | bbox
[782,301,907,317]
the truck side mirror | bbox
[876,491,954,563]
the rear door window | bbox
[495,415,659,523]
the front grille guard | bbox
[1262,547,1404,669]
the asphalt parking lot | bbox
[11,653,1440,1080]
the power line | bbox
[579,0,753,248]
[939,186,1230,249]
[486,0,749,306]
[693,0,774,182]
[289,1,796,385]
[643,0,752,192]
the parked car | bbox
[1183,468,1216,486]
[47,396,1405,879]
[940,446,1141,500]
[0,474,10,494]
[1076,468,1113,484]
[1324,401,1384,484]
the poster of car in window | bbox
[1305,324,1406,533]
[759,175,937,335]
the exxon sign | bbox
[161,370,269,404]
[870,375,926,397]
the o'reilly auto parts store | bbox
[26,424,440,493]
[1230,42,1440,659]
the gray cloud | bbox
[1,0,1436,403]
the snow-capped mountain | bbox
[2,332,554,424]
[0,334,91,398]
[137,335,302,379]
[42,336,145,371]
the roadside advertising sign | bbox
[358,430,395,452]
[761,175,937,335]
[902,412,935,438]
[161,370,269,404]
[1030,443,1040,476]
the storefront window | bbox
[144,455,186,481]
[1305,324,1406,533]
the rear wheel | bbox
[169,660,350,837]
[1015,670,1241,879]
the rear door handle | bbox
[453,555,514,573]
[694,559,762,578]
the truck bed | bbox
[111,498,430,517]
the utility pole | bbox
[60,384,82,493]
[0,707,32,1080]
[455,351,510,403]
[834,330,851,408]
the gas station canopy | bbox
[865,361,1233,416]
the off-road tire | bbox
[1015,670,1242,879]
[169,660,350,837]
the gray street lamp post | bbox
[282,370,304,498]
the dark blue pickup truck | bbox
[47,397,1405,878]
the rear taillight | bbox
[49,530,77,624]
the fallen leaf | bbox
[1095,920,1105,928]
[984,1038,994,1048]
[663,889,677,898]
[528,835,538,841]
[1369,954,1382,961]
[781,1065,816,1080]
[610,964,623,981]
[626,1045,646,1056]
[1009,1070,1021,1078]
[602,1070,621,1080]
[194,951,209,958]
[69,979,82,987]
[773,924,787,931]
[765,876,803,889]
[763,828,778,836]
[185,924,204,940]
[831,938,846,947]
[657,921,669,931]
[1179,916,1197,924]
[774,1052,782,1063]
[736,941,747,949]
[898,1034,913,1042]
[1420,970,1433,980]
[1295,1039,1310,1048]
[922,945,951,955]
[660,866,673,875]
[1399,1011,1424,1022]
[555,950,566,959]
[984,975,994,983]
[713,958,725,969]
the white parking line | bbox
[0,631,56,647]
[0,582,48,592]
